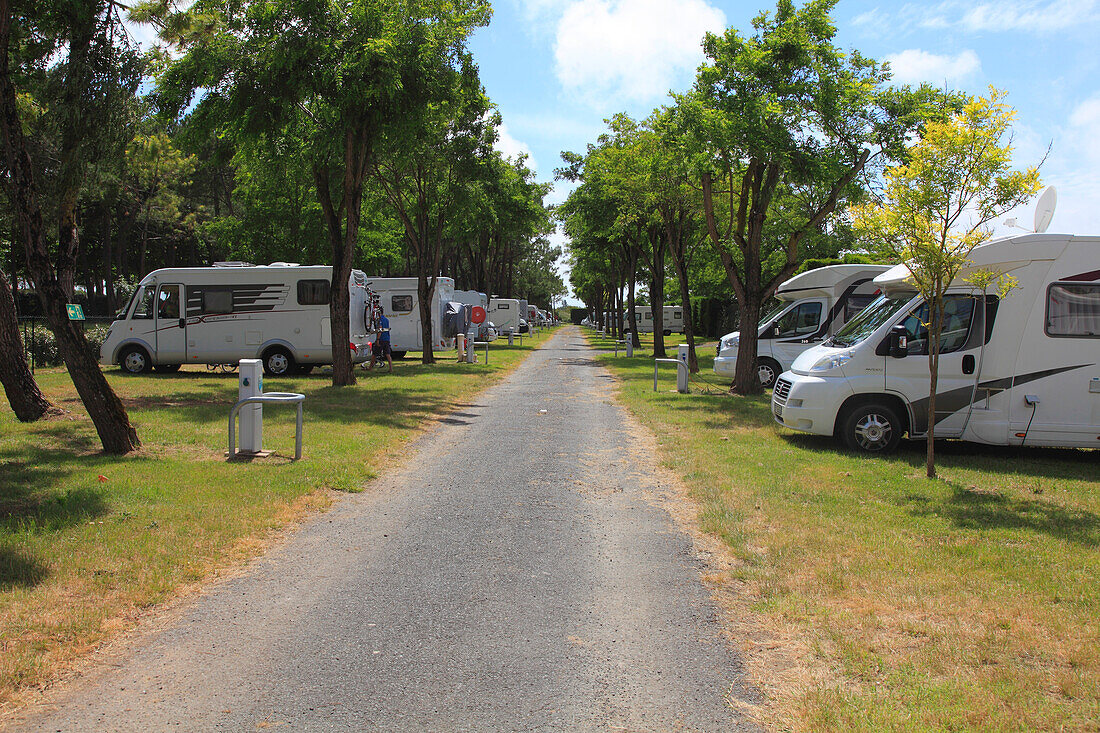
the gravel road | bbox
[14,326,759,732]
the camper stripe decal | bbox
[1063,269,1100,282]
[906,363,1095,434]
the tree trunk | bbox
[0,269,53,420]
[417,273,435,364]
[648,231,667,359]
[671,238,698,373]
[0,3,139,453]
[733,295,763,395]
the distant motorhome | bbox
[773,234,1100,452]
[489,298,521,334]
[629,305,685,336]
[365,277,458,358]
[99,263,374,376]
[714,264,891,388]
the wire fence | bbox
[16,315,115,374]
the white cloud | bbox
[552,0,726,110]
[912,0,1098,33]
[494,123,538,172]
[1065,95,1100,162]
[884,49,982,86]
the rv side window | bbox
[202,288,234,314]
[1046,283,1100,338]
[297,279,330,305]
[674,311,682,318]
[496,303,509,310]
[132,286,155,320]
[900,296,975,354]
[391,295,414,313]
[775,302,822,337]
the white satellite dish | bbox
[1033,186,1057,233]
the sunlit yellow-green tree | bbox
[854,88,1041,477]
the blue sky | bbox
[468,0,1100,299]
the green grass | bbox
[587,328,1100,731]
[0,330,554,707]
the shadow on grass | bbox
[0,546,49,589]
[901,480,1100,547]
[0,449,109,534]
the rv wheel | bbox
[757,358,781,389]
[262,347,295,376]
[390,350,407,360]
[663,329,672,336]
[119,346,151,375]
[153,363,181,374]
[842,403,903,453]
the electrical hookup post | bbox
[239,359,264,455]
[676,344,689,393]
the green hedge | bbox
[20,323,110,368]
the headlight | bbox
[809,351,852,373]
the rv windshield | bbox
[829,294,912,348]
[758,302,788,329]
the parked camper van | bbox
[772,234,1100,452]
[631,305,685,336]
[365,277,458,359]
[714,265,890,388]
[99,263,374,376]
[489,298,521,334]
[454,289,497,340]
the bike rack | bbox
[471,341,490,364]
[228,392,306,460]
[653,358,689,394]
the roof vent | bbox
[213,261,254,268]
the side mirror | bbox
[889,323,908,359]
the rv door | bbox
[155,283,186,363]
[884,294,985,437]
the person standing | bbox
[368,307,392,374]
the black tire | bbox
[842,402,904,453]
[390,350,407,360]
[262,347,295,376]
[663,329,672,336]
[757,358,781,389]
[119,346,151,375]
[153,363,181,374]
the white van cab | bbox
[772,234,1100,452]
[714,265,890,387]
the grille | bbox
[773,377,792,404]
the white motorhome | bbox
[454,289,495,339]
[772,234,1100,452]
[631,305,685,336]
[489,298,521,334]
[714,265,890,388]
[99,263,373,376]
[365,276,457,358]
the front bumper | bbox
[771,372,853,436]
[713,354,738,377]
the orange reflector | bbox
[1015,433,1027,438]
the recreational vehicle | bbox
[630,305,685,336]
[364,277,458,359]
[99,264,374,376]
[714,265,890,388]
[772,234,1100,452]
[489,298,522,334]
[454,289,495,340]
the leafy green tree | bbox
[371,68,493,364]
[125,132,197,273]
[0,0,142,453]
[853,89,1040,477]
[145,0,490,382]
[680,0,947,394]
